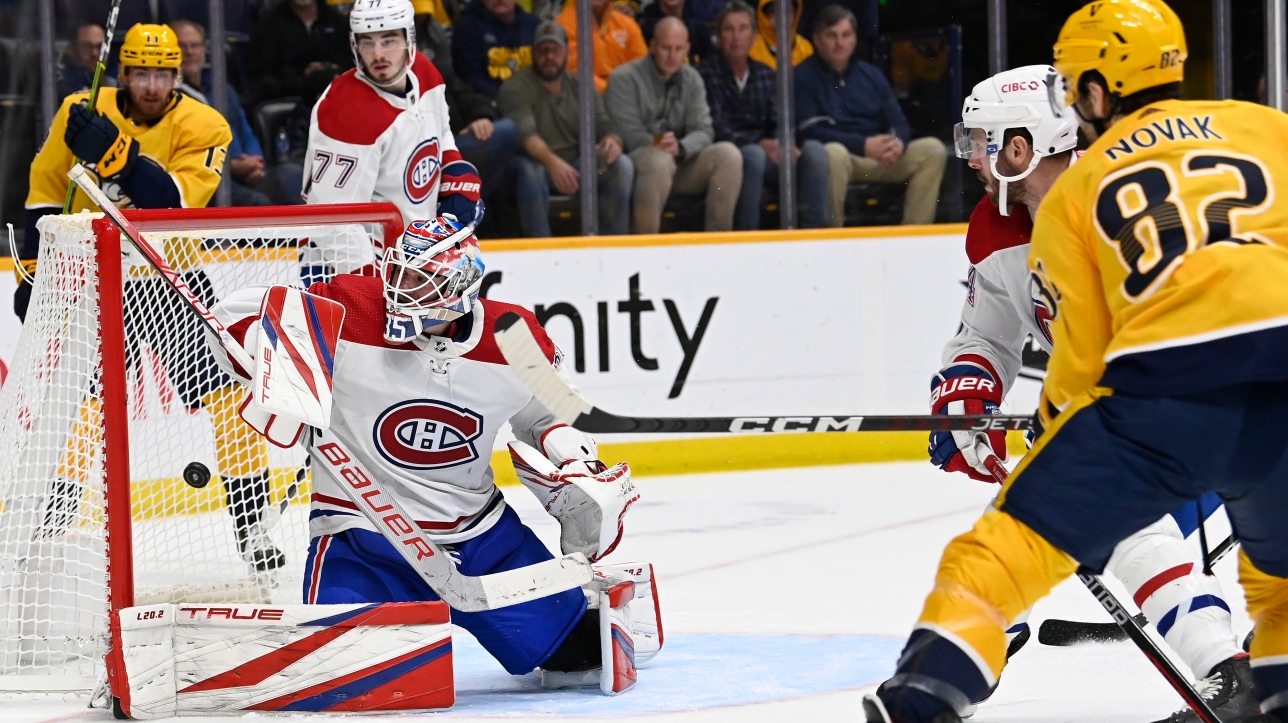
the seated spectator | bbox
[698,0,827,229]
[498,21,632,236]
[453,0,540,97]
[795,5,946,225]
[606,17,741,233]
[420,16,518,202]
[246,0,352,107]
[174,20,301,206]
[639,0,713,64]
[58,22,118,101]
[749,0,811,69]
[558,0,646,92]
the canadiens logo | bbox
[404,138,442,205]
[1029,260,1060,345]
[374,400,483,470]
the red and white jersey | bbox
[941,196,1048,395]
[215,276,565,543]
[304,53,463,227]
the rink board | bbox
[0,224,1039,498]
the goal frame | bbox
[89,202,402,689]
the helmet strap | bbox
[989,151,1040,218]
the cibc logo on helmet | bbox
[404,138,442,204]
[374,400,483,470]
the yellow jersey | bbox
[1030,99,1288,420]
[27,87,231,213]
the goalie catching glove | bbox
[509,425,638,563]
[929,356,1007,482]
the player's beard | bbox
[366,55,409,91]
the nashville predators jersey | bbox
[27,87,231,214]
[1030,99,1288,419]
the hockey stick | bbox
[981,457,1222,723]
[69,165,592,612]
[493,312,1034,433]
[1038,533,1239,647]
[62,0,122,213]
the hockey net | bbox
[0,203,403,693]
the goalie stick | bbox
[69,165,591,612]
[1038,533,1239,647]
[492,312,1033,433]
[980,456,1222,723]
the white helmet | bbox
[954,65,1078,215]
[350,0,417,83]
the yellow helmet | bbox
[1053,0,1186,104]
[119,24,182,69]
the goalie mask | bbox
[954,65,1078,215]
[382,215,485,343]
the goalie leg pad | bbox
[109,602,453,718]
[304,510,588,675]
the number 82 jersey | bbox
[1031,98,1288,420]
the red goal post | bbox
[0,203,402,694]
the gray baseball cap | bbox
[533,21,567,49]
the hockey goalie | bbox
[109,215,662,716]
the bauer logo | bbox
[404,138,442,204]
[374,399,483,470]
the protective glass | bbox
[953,123,991,160]
[356,34,408,53]
[123,68,177,87]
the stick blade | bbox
[1037,617,1132,646]
[494,311,593,424]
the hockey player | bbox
[302,0,485,280]
[928,65,1254,722]
[206,215,659,692]
[868,1,1288,721]
[16,25,287,572]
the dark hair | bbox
[71,22,105,41]
[813,4,856,37]
[1001,126,1074,162]
[1076,69,1182,115]
[716,0,755,33]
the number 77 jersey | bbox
[1030,98,1288,419]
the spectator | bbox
[453,0,540,97]
[419,16,519,203]
[246,0,352,106]
[558,0,646,93]
[749,0,811,69]
[639,0,714,64]
[699,0,827,228]
[58,22,117,102]
[795,5,946,226]
[606,17,741,233]
[173,20,301,206]
[498,21,632,236]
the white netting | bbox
[0,209,389,692]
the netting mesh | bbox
[0,210,386,691]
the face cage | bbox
[382,247,482,319]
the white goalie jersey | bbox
[941,196,1052,395]
[210,275,566,543]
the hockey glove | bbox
[65,102,138,179]
[437,159,485,227]
[510,426,638,562]
[929,357,1006,482]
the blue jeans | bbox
[735,139,830,229]
[455,118,519,200]
[512,153,634,236]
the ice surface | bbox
[7,461,1248,722]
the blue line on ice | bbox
[444,632,902,715]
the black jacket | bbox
[246,2,354,106]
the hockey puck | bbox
[183,461,211,489]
